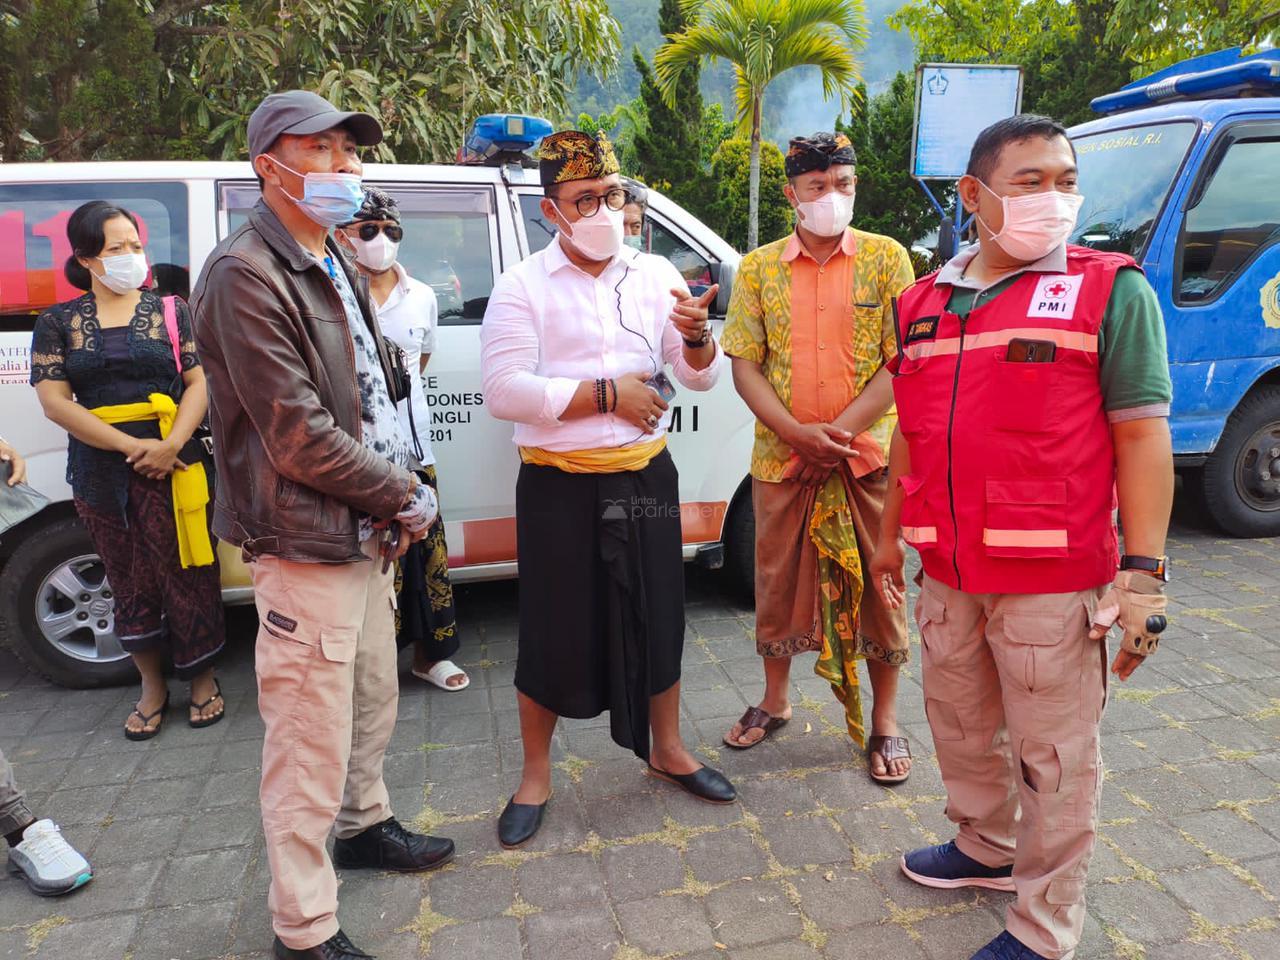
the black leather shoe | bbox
[647,764,737,804]
[498,796,547,848]
[272,929,374,959]
[332,817,454,873]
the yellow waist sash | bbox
[90,394,214,569]
[519,436,667,474]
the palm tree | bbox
[655,0,867,250]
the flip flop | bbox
[124,691,170,742]
[188,678,226,729]
[412,660,471,691]
[868,734,912,785]
[723,705,789,749]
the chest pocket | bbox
[989,352,1061,433]
[851,303,884,369]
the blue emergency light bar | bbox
[1091,47,1280,115]
[459,114,554,165]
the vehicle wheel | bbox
[723,482,755,602]
[1200,385,1280,538]
[0,518,135,688]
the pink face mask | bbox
[977,181,1084,262]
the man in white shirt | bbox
[337,189,468,693]
[481,130,737,848]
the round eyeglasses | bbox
[566,188,628,218]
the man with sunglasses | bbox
[481,130,736,850]
[337,189,468,695]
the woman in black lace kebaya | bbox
[30,201,225,740]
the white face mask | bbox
[92,252,148,294]
[556,201,624,262]
[978,182,1084,261]
[795,190,855,238]
[349,233,399,272]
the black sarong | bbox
[514,448,685,761]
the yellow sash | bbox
[519,437,667,474]
[90,394,214,569]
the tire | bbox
[0,517,136,688]
[1200,384,1280,538]
[722,481,756,602]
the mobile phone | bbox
[1006,338,1057,363]
[380,521,401,574]
[646,371,677,402]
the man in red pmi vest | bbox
[870,115,1174,960]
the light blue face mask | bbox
[624,235,644,251]
[268,156,364,227]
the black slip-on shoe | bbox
[498,796,547,849]
[332,817,454,873]
[272,929,374,959]
[646,764,737,804]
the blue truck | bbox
[1068,47,1280,537]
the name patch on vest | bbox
[1028,275,1082,319]
[903,315,940,345]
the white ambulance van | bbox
[0,118,755,687]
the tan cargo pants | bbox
[915,575,1109,960]
[252,540,399,950]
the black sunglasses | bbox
[355,223,403,242]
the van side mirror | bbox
[708,260,735,318]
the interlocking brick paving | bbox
[1,500,1277,959]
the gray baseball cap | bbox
[247,90,382,160]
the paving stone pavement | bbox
[1,500,1278,960]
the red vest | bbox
[891,246,1133,594]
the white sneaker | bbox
[7,819,93,896]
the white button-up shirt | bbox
[481,237,722,452]
[374,262,438,466]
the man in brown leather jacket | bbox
[192,91,454,960]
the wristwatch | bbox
[682,326,711,349]
[1120,554,1169,582]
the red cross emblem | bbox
[1045,281,1071,298]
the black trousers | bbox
[514,449,685,761]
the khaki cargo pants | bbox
[915,575,1109,960]
[252,539,399,950]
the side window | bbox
[647,218,713,289]
[519,194,556,256]
[220,183,499,325]
[0,182,189,330]
[1179,133,1280,303]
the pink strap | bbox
[162,296,182,373]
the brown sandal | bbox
[724,705,789,749]
[868,734,912,785]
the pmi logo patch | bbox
[1028,275,1082,319]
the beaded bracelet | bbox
[608,378,618,412]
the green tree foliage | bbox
[836,74,940,253]
[0,0,177,161]
[1108,0,1278,69]
[890,0,1277,121]
[191,0,621,163]
[705,137,793,251]
[655,0,868,250]
[632,0,703,212]
[576,100,647,171]
[0,0,622,164]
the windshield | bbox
[1069,121,1196,258]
